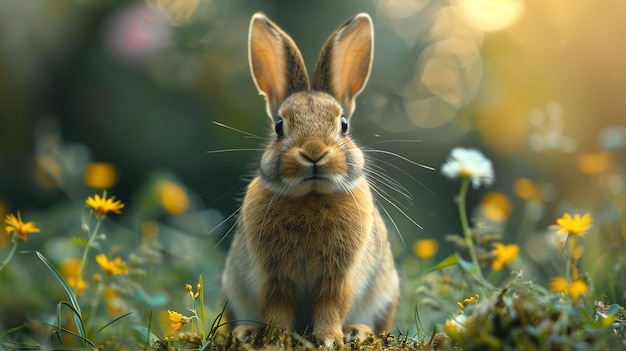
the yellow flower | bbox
[68,278,88,296]
[185,282,201,299]
[0,201,9,248]
[157,181,189,216]
[61,258,88,296]
[105,287,125,317]
[4,212,40,241]
[491,243,519,271]
[86,192,124,216]
[568,280,588,300]
[480,192,512,222]
[457,294,479,314]
[457,301,465,314]
[577,152,611,175]
[444,314,466,338]
[96,253,129,276]
[513,178,543,201]
[167,310,189,330]
[552,213,593,236]
[83,162,119,189]
[549,276,588,300]
[549,276,568,292]
[413,239,439,259]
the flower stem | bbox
[86,276,105,332]
[564,239,571,284]
[0,237,18,273]
[75,215,103,296]
[458,177,483,279]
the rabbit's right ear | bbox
[312,14,373,118]
[249,13,310,119]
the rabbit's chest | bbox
[242,183,374,278]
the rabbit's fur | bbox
[221,12,399,347]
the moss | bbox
[154,327,451,351]
[447,284,625,351]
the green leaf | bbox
[69,237,102,251]
[606,303,622,316]
[456,253,477,272]
[597,314,616,328]
[69,237,89,247]
[428,253,461,272]
[133,287,168,307]
[429,252,497,290]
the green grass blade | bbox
[199,274,206,337]
[50,331,62,348]
[147,309,153,347]
[56,301,91,348]
[0,325,26,338]
[35,251,82,317]
[94,312,133,337]
[208,301,228,342]
[42,320,96,350]
[35,251,87,341]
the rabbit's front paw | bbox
[313,329,344,348]
[343,324,373,343]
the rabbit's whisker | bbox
[210,207,241,236]
[364,164,413,203]
[362,148,435,171]
[206,149,265,154]
[366,154,435,196]
[378,202,402,253]
[370,182,423,230]
[216,210,243,248]
[213,121,265,139]
[363,139,423,147]
[367,177,411,215]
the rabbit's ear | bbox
[312,13,373,117]
[249,13,310,119]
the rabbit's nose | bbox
[299,140,329,163]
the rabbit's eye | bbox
[275,118,284,136]
[340,116,348,134]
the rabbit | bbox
[220,12,400,347]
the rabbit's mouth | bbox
[300,171,330,185]
[276,175,337,195]
[303,175,329,182]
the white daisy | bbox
[442,147,495,188]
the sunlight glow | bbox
[456,0,525,32]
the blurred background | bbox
[1,0,626,337]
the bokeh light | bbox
[455,0,524,32]
[83,162,119,190]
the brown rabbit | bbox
[220,12,399,347]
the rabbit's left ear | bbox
[312,13,373,117]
